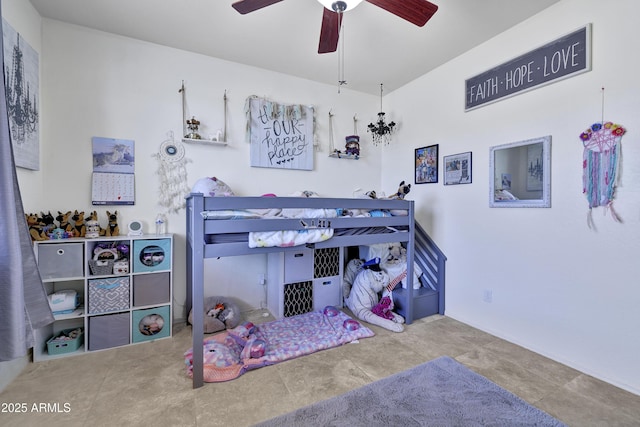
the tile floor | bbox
[1,312,639,427]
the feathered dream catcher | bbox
[579,120,626,226]
[153,131,191,213]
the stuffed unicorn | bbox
[345,263,405,333]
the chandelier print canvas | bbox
[2,18,39,170]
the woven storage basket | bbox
[89,259,114,275]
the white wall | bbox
[34,19,381,319]
[382,0,640,394]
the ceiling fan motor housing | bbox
[331,1,348,12]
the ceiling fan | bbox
[231,0,438,54]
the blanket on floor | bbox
[184,308,374,383]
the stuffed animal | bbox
[56,211,74,234]
[345,262,405,332]
[39,211,56,236]
[86,211,105,238]
[26,213,47,241]
[191,176,235,197]
[71,210,86,237]
[106,210,119,236]
[139,314,165,336]
[188,296,241,334]
[389,180,411,200]
[206,302,235,324]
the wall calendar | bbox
[92,172,135,205]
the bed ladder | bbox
[394,220,447,322]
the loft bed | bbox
[186,193,446,388]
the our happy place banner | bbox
[247,96,315,170]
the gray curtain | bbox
[0,6,54,362]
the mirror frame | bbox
[489,135,551,208]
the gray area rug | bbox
[255,356,566,427]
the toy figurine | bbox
[106,210,119,236]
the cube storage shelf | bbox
[33,234,173,361]
[267,247,343,319]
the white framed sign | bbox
[247,96,314,170]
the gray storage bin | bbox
[37,242,84,280]
[313,276,341,310]
[88,312,130,351]
[133,272,170,307]
[283,249,313,283]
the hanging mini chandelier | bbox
[367,83,396,146]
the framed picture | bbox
[443,151,473,185]
[415,144,439,184]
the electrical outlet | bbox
[258,273,265,286]
[483,289,493,303]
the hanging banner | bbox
[465,24,591,111]
[247,96,315,170]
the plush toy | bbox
[188,296,241,334]
[26,213,47,241]
[139,314,165,336]
[106,210,119,236]
[56,211,74,234]
[191,176,235,197]
[39,211,56,236]
[71,210,86,237]
[389,180,411,200]
[345,260,405,333]
[206,302,235,324]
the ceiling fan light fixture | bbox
[317,0,365,12]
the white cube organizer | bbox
[32,235,174,362]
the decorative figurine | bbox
[185,116,201,139]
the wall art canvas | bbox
[247,96,315,170]
[415,145,439,184]
[2,18,39,170]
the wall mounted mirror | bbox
[489,135,551,208]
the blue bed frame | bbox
[186,193,444,388]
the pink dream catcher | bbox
[579,121,626,225]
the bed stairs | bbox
[393,220,447,323]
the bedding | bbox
[248,228,333,248]
[184,309,374,383]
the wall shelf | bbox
[182,138,228,146]
[329,151,359,160]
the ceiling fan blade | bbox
[318,8,343,54]
[232,0,284,14]
[365,0,438,27]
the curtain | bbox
[0,6,54,361]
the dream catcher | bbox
[579,89,626,226]
[153,131,191,213]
